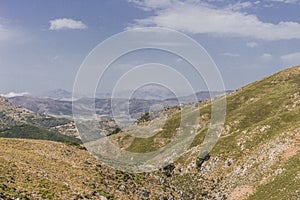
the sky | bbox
[0,0,300,96]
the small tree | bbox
[196,151,210,168]
[137,112,151,124]
[162,163,175,177]
[110,127,121,135]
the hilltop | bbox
[0,66,299,199]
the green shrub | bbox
[196,151,210,168]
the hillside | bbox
[169,66,300,199]
[0,138,183,199]
[8,96,74,118]
[0,96,80,143]
[109,66,300,199]
[0,66,299,199]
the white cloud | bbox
[49,18,87,30]
[280,52,300,66]
[246,42,258,47]
[267,0,298,4]
[128,0,300,41]
[128,0,175,10]
[1,92,30,98]
[261,53,273,61]
[227,1,253,11]
[219,52,240,57]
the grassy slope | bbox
[0,124,81,144]
[194,66,299,199]
[124,66,300,199]
[211,66,299,156]
[247,152,300,200]
[127,66,299,155]
[126,111,181,153]
[0,138,181,199]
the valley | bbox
[0,66,299,199]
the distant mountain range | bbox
[8,90,233,119]
[5,87,233,101]
[8,96,73,118]
[35,89,73,101]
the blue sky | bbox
[0,0,300,95]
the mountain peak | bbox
[36,89,72,100]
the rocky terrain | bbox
[96,66,299,199]
[0,66,299,199]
